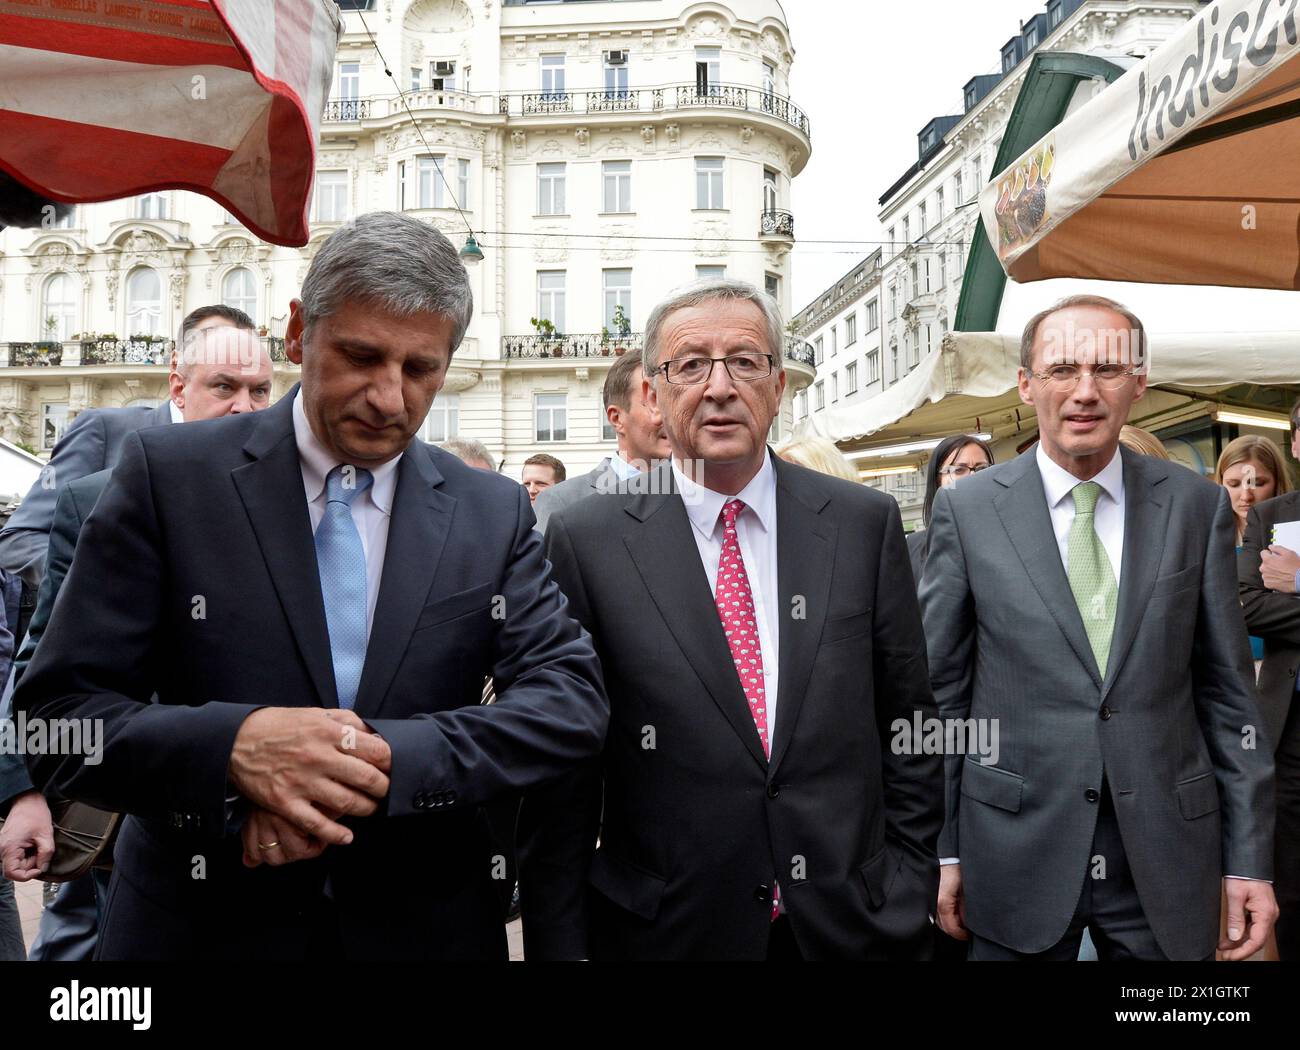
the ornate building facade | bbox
[0,0,814,474]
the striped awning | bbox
[0,0,341,247]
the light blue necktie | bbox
[314,464,373,710]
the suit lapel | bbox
[353,445,454,718]
[769,460,834,774]
[231,391,338,708]
[993,451,1103,688]
[1102,449,1171,695]
[148,402,174,427]
[622,463,769,770]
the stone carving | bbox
[511,129,527,155]
[170,272,187,309]
[574,127,590,150]
[739,126,754,147]
[692,218,728,258]
[105,271,119,310]
[665,124,680,148]
[640,125,655,149]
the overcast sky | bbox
[784,0,1300,333]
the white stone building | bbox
[0,0,814,475]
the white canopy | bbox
[981,0,1300,290]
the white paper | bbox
[1270,520,1300,553]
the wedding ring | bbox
[256,840,280,851]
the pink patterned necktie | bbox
[714,499,779,920]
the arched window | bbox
[125,267,162,336]
[221,267,257,321]
[42,272,77,342]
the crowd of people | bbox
[0,211,1293,962]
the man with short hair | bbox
[439,438,496,473]
[924,294,1277,961]
[521,453,565,504]
[519,278,941,960]
[1238,393,1300,960]
[14,212,606,960]
[534,353,671,533]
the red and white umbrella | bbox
[0,0,341,247]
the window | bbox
[602,268,631,331]
[769,414,782,444]
[798,389,808,420]
[762,61,776,98]
[422,393,459,442]
[830,327,838,357]
[845,314,857,346]
[338,61,359,101]
[221,267,257,320]
[936,186,944,221]
[42,403,69,451]
[889,285,898,320]
[42,273,77,342]
[764,272,779,302]
[972,156,983,188]
[136,193,168,219]
[695,157,724,209]
[125,267,162,336]
[814,337,823,365]
[602,160,632,213]
[831,373,839,402]
[814,381,824,411]
[887,226,895,258]
[535,393,567,443]
[1048,0,1064,28]
[954,169,963,204]
[696,265,725,280]
[458,158,470,209]
[536,271,566,332]
[1025,25,1040,49]
[53,206,76,229]
[695,46,720,95]
[865,299,878,332]
[405,155,448,209]
[918,201,927,232]
[938,251,947,289]
[540,55,565,98]
[410,67,421,91]
[1002,44,1018,74]
[335,0,375,9]
[603,51,629,99]
[890,342,899,383]
[537,162,566,215]
[314,171,348,221]
[908,331,920,369]
[763,168,778,213]
[902,216,910,242]
[866,347,879,384]
[910,261,919,296]
[431,60,456,92]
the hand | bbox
[0,790,55,882]
[228,708,391,847]
[1217,878,1278,960]
[1260,545,1300,593]
[241,805,331,869]
[935,862,969,941]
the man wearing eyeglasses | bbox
[518,278,943,960]
[921,294,1276,961]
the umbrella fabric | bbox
[981,0,1300,290]
[0,0,340,247]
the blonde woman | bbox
[1118,425,1171,460]
[775,435,861,483]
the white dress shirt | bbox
[1036,443,1125,584]
[609,451,642,481]
[671,452,781,739]
[292,391,401,640]
[168,400,184,424]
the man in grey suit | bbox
[0,318,272,961]
[922,294,1277,961]
[533,352,670,533]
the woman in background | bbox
[1119,424,1171,460]
[907,434,994,587]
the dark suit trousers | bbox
[969,784,1177,961]
[1276,693,1300,961]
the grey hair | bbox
[299,211,473,351]
[641,277,785,378]
[1019,293,1147,370]
[176,324,270,379]
[439,437,496,471]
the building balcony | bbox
[2,336,291,370]
[502,332,644,360]
[760,209,794,242]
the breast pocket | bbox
[412,582,497,633]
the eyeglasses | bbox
[1029,364,1140,388]
[659,353,775,386]
[938,463,991,478]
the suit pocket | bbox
[588,849,667,921]
[859,845,892,909]
[412,583,497,632]
[960,760,1024,814]
[1149,563,1200,599]
[1177,771,1220,819]
[822,607,872,644]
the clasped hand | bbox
[227,707,391,868]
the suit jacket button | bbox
[753,884,771,904]
[1085,789,1100,803]
[413,793,426,808]
[1099,705,1112,720]
[445,790,457,804]
[766,783,780,799]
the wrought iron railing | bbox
[784,338,816,368]
[7,342,63,367]
[81,338,172,365]
[322,98,371,121]
[502,332,643,359]
[761,209,795,238]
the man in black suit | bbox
[14,212,607,960]
[1239,397,1300,959]
[518,278,942,960]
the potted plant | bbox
[600,326,611,356]
[612,303,631,339]
[257,324,268,337]
[530,316,563,356]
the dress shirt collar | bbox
[1035,441,1123,510]
[609,451,642,480]
[673,448,777,540]
[168,400,184,424]
[292,389,401,516]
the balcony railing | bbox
[784,338,816,368]
[7,342,63,367]
[761,209,795,239]
[2,336,289,367]
[81,338,172,365]
[322,82,812,139]
[502,332,644,359]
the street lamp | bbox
[458,234,484,264]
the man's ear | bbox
[1017,367,1035,408]
[286,300,305,365]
